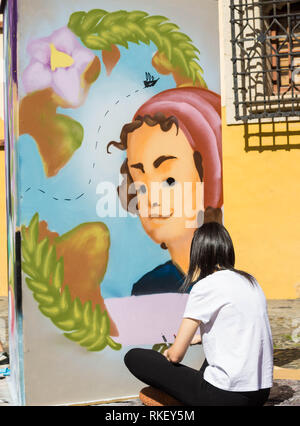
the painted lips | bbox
[149,211,174,219]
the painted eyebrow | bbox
[130,162,145,173]
[153,155,177,169]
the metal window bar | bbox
[230,0,300,121]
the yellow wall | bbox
[0,118,7,296]
[222,108,300,299]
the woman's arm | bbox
[164,317,200,363]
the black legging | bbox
[124,348,270,406]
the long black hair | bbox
[180,222,256,292]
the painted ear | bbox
[117,159,139,215]
[203,207,223,224]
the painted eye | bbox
[137,184,147,194]
[165,177,176,187]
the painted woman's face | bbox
[127,123,203,246]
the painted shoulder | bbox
[131,261,185,296]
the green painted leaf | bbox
[159,23,180,33]
[34,293,55,306]
[110,25,132,46]
[190,60,204,74]
[86,335,107,352]
[42,244,56,281]
[183,51,199,61]
[21,245,32,264]
[27,213,39,253]
[189,66,196,84]
[80,9,107,33]
[82,34,109,50]
[106,336,122,351]
[197,73,207,88]
[99,29,126,47]
[72,297,83,323]
[143,16,168,27]
[126,22,148,44]
[40,305,61,318]
[68,11,86,36]
[100,10,128,28]
[29,212,39,232]
[26,278,49,294]
[127,11,148,22]
[190,61,206,86]
[21,226,30,256]
[99,310,110,335]
[83,300,93,327]
[35,237,49,271]
[162,37,173,61]
[59,286,71,314]
[64,327,87,342]
[54,318,77,331]
[178,43,199,58]
[170,32,192,43]
[144,27,163,50]
[124,31,139,45]
[22,262,39,280]
[79,330,99,347]
[172,46,190,77]
[181,42,200,55]
[92,304,102,333]
[52,257,64,290]
[110,24,127,37]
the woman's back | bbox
[183,269,273,392]
[125,222,272,406]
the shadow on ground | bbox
[273,348,300,367]
[265,381,296,406]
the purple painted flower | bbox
[22,27,97,107]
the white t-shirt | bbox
[183,270,273,392]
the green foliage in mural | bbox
[68,9,206,86]
[21,213,121,352]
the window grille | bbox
[244,117,300,150]
[230,0,300,121]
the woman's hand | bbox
[163,318,200,363]
[163,346,178,363]
[163,348,171,361]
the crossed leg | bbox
[124,348,207,406]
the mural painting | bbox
[5,0,222,404]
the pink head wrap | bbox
[134,87,223,209]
